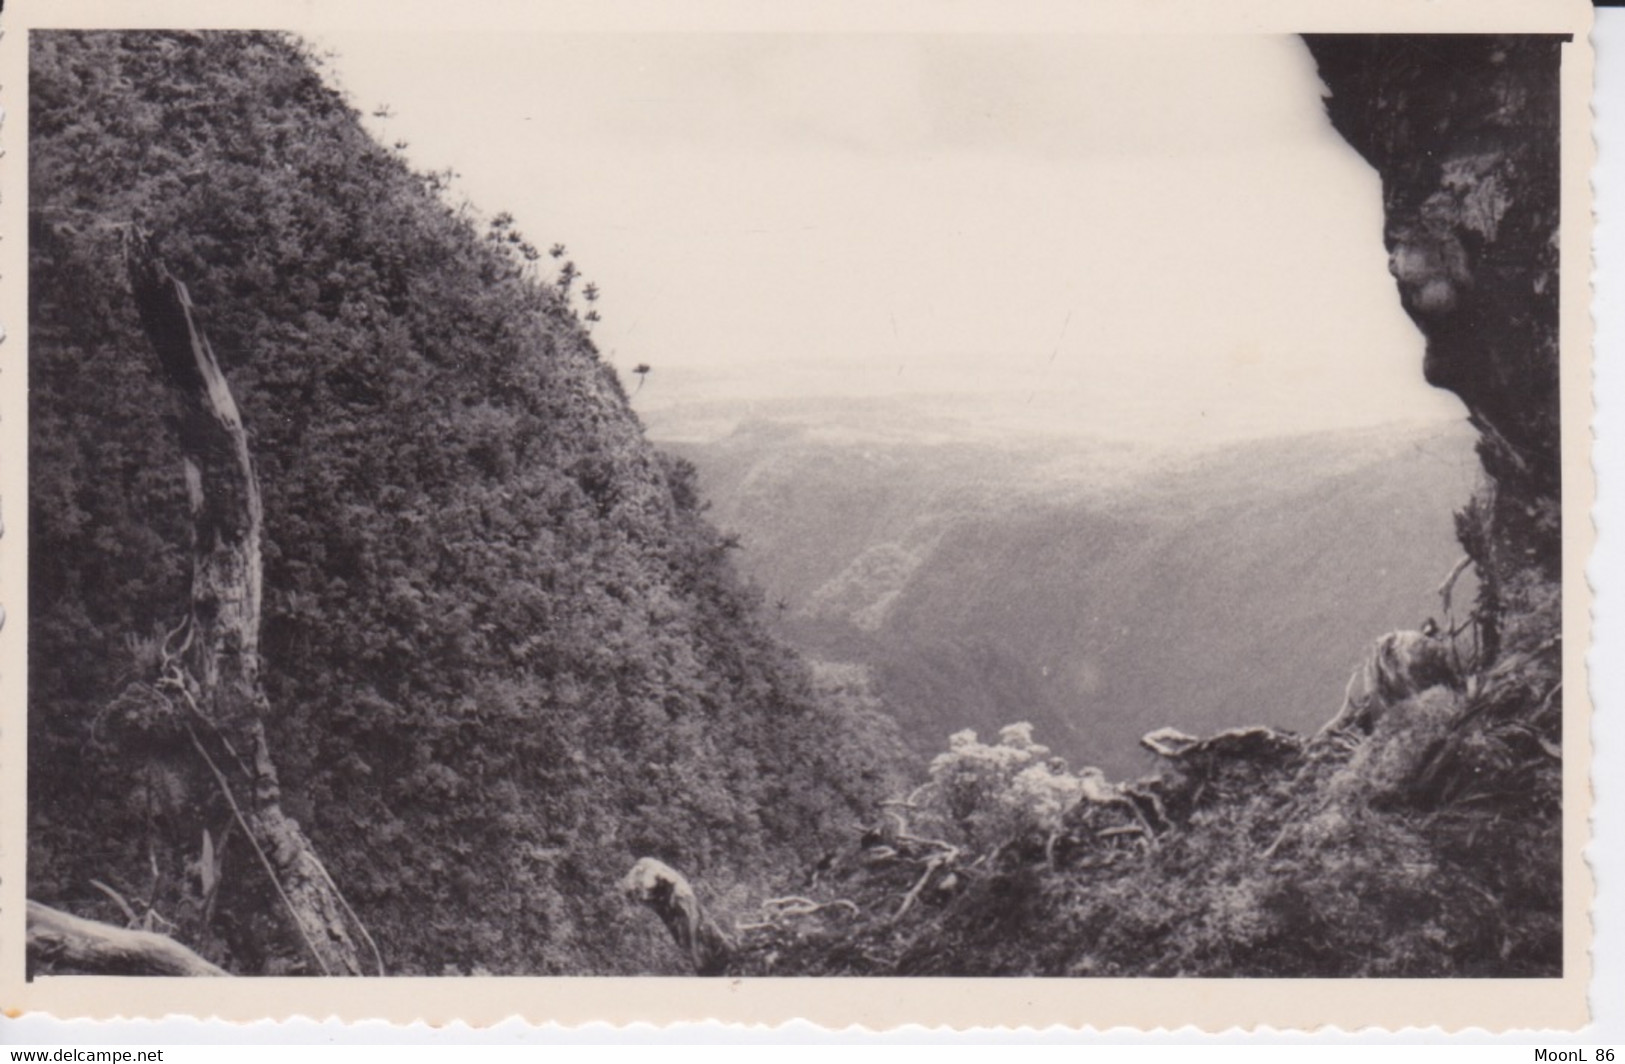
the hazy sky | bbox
[314,32,1466,442]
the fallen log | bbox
[26,900,228,977]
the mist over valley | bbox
[650,393,1479,777]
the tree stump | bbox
[623,857,733,975]
[120,230,376,977]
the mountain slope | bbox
[662,407,1478,776]
[27,31,903,975]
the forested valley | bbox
[27,31,1568,979]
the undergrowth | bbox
[716,634,1563,977]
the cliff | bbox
[1303,34,1567,660]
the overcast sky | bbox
[313,31,1466,443]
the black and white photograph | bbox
[3,0,1597,1029]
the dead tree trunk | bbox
[122,230,377,977]
[27,900,230,977]
[623,858,732,975]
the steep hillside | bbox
[664,410,1478,776]
[28,31,904,975]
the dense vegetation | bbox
[702,654,1561,977]
[28,30,1565,980]
[29,31,904,975]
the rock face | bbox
[1302,34,1567,658]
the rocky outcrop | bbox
[1137,724,1306,823]
[1140,724,1302,768]
[1302,34,1568,658]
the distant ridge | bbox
[664,406,1478,777]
